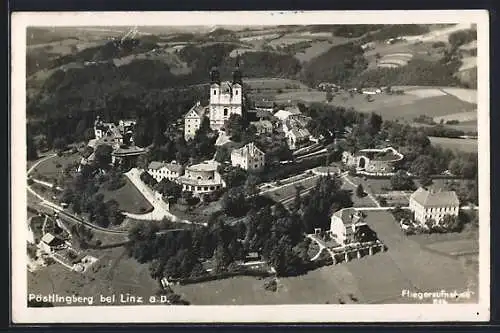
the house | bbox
[329,208,368,246]
[231,142,266,171]
[286,127,311,150]
[274,107,302,122]
[184,58,244,139]
[409,187,460,224]
[39,233,66,254]
[250,120,273,135]
[184,101,209,141]
[177,160,225,196]
[147,161,184,182]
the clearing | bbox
[429,137,478,153]
[99,178,153,215]
[28,246,159,306]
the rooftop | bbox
[187,160,219,172]
[112,146,146,156]
[410,187,460,208]
[148,161,184,173]
[332,208,366,227]
[185,102,209,118]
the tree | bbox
[222,187,248,217]
[221,166,247,188]
[94,144,113,170]
[224,114,246,142]
[155,178,182,200]
[244,173,260,197]
[27,133,38,160]
[326,91,334,103]
[356,184,364,197]
[214,145,231,163]
[390,170,415,191]
[52,137,67,151]
[410,155,435,179]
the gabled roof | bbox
[289,127,310,139]
[148,161,184,174]
[332,208,364,227]
[231,142,265,159]
[410,187,460,207]
[185,103,208,119]
[41,233,56,244]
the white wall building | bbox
[147,161,184,182]
[329,208,368,246]
[177,160,225,196]
[184,61,244,139]
[209,80,242,130]
[184,102,209,141]
[231,142,266,171]
[409,187,460,224]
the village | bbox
[24,23,480,306]
[26,58,478,305]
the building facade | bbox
[231,142,266,171]
[147,161,184,182]
[184,59,244,139]
[409,187,460,224]
[177,160,225,196]
[342,147,403,174]
[329,208,368,246]
[184,102,209,141]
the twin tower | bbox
[208,57,243,130]
[184,57,244,140]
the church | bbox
[184,58,244,140]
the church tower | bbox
[207,58,244,131]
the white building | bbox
[409,187,460,224]
[184,102,209,141]
[177,160,225,196]
[231,142,266,171]
[209,80,242,131]
[184,60,243,139]
[286,127,311,150]
[39,233,66,254]
[250,120,273,135]
[147,161,184,182]
[329,208,368,246]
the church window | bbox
[224,108,228,116]
[213,90,217,95]
[235,90,238,95]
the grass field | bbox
[429,137,478,153]
[30,153,81,182]
[28,246,159,306]
[99,178,153,214]
[175,211,478,305]
[274,91,326,104]
[331,92,477,124]
[245,78,310,91]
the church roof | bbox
[410,187,460,207]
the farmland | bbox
[330,91,477,124]
[429,137,478,153]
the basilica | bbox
[184,59,244,140]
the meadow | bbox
[429,136,478,153]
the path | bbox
[124,168,206,226]
[341,173,381,207]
